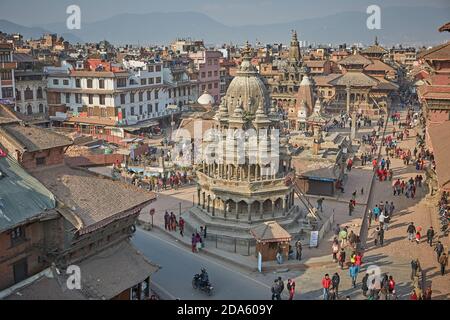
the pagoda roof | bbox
[329,71,378,87]
[361,45,388,55]
[418,41,450,60]
[338,54,373,67]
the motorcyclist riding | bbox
[200,268,209,287]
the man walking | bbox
[438,253,448,276]
[410,258,421,281]
[322,274,332,300]
[179,217,185,237]
[164,211,170,230]
[295,240,303,261]
[434,241,444,262]
[338,248,346,269]
[349,263,359,288]
[332,272,340,298]
[407,222,416,242]
[426,227,434,247]
[317,197,325,212]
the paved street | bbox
[132,228,273,300]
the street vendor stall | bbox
[250,221,292,262]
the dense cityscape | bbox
[0,1,449,303]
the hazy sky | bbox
[1,0,449,26]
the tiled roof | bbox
[250,221,291,243]
[329,72,378,87]
[5,241,160,300]
[418,41,450,60]
[361,45,388,55]
[32,165,156,233]
[0,154,56,233]
[338,54,373,66]
[364,59,395,72]
[0,123,73,152]
[312,73,341,86]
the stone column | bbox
[259,202,264,219]
[283,197,288,215]
[202,192,205,209]
[272,200,275,218]
[248,164,251,182]
[197,189,201,206]
[248,202,252,222]
[346,84,351,115]
[212,197,215,216]
[235,201,239,220]
[207,195,210,213]
[223,200,227,219]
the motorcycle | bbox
[192,274,214,296]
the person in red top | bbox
[372,159,378,171]
[355,253,363,267]
[322,274,332,300]
[410,290,418,300]
[287,279,296,300]
[388,276,395,294]
[178,217,185,237]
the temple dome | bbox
[197,91,215,105]
[223,42,271,116]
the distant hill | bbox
[0,19,83,43]
[4,6,450,46]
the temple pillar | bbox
[202,192,206,209]
[259,202,264,219]
[235,201,239,220]
[272,200,275,218]
[197,188,201,206]
[207,195,210,213]
[212,197,216,216]
[248,202,252,222]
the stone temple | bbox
[185,43,317,255]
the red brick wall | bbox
[65,153,124,167]
[21,148,66,171]
[0,222,46,290]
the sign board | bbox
[309,231,319,248]
[150,209,155,216]
[257,252,262,273]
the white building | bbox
[46,60,173,128]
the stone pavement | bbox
[359,107,450,299]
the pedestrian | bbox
[373,205,380,221]
[317,197,324,212]
[361,272,369,296]
[410,258,421,280]
[407,222,416,242]
[287,279,296,300]
[438,253,448,276]
[434,241,444,262]
[349,263,359,288]
[276,245,284,264]
[271,280,280,300]
[331,272,340,298]
[415,229,421,244]
[368,209,372,227]
[426,227,434,247]
[191,233,196,253]
[348,200,354,216]
[332,240,340,262]
[338,248,346,269]
[295,240,303,261]
[388,276,396,295]
[424,286,432,300]
[333,224,341,237]
[179,217,185,237]
[164,211,170,230]
[328,286,337,300]
[322,274,331,300]
[339,227,348,247]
